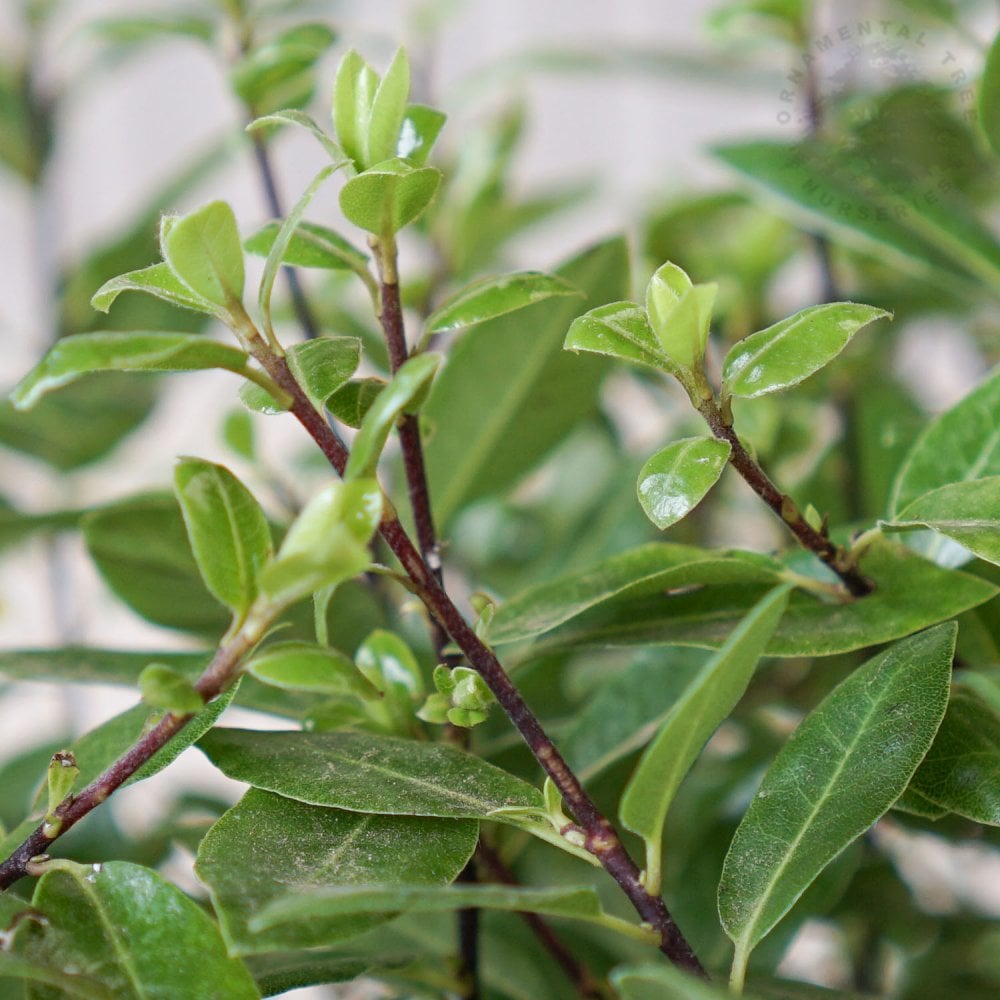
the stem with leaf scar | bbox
[698,396,874,598]
[248,339,706,975]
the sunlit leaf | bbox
[637,436,732,529]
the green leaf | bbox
[637,436,732,529]
[90,14,215,47]
[0,500,81,553]
[980,29,1000,155]
[253,883,653,945]
[16,861,258,998]
[355,629,425,730]
[198,728,543,818]
[719,624,955,975]
[174,457,272,616]
[611,961,731,1000]
[246,641,373,697]
[367,48,410,166]
[524,539,996,658]
[0,954,111,999]
[138,662,204,714]
[326,377,384,428]
[883,477,1000,567]
[344,353,440,480]
[162,200,245,308]
[195,788,477,954]
[10,333,253,411]
[244,220,368,272]
[242,952,370,997]
[90,262,219,318]
[397,103,446,165]
[332,49,379,171]
[890,368,1000,516]
[246,109,343,162]
[339,158,442,236]
[909,684,1000,825]
[426,237,630,523]
[425,271,579,335]
[564,300,673,372]
[83,494,232,635]
[722,303,890,399]
[222,408,255,460]
[489,542,783,646]
[0,647,209,686]
[714,139,1000,293]
[645,262,717,370]
[257,479,381,606]
[621,586,789,891]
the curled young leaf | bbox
[645,261,717,370]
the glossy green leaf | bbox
[564,300,673,372]
[198,728,543,818]
[425,272,579,335]
[355,629,424,730]
[980,29,1000,155]
[15,861,258,998]
[195,788,477,954]
[83,495,232,635]
[246,109,343,162]
[714,139,1000,292]
[426,238,630,523]
[367,48,410,166]
[174,457,272,616]
[890,368,1000,516]
[258,480,380,607]
[10,333,252,411]
[339,158,442,236]
[0,953,111,999]
[722,303,889,399]
[344,353,440,480]
[621,586,789,890]
[909,685,1000,825]
[893,785,950,821]
[397,104,446,164]
[637,436,732,529]
[162,201,245,308]
[138,662,203,714]
[332,49,379,171]
[244,220,368,272]
[645,262,716,369]
[253,883,653,945]
[90,262,219,318]
[326,377,384,428]
[883,477,1000,566]
[490,542,783,646]
[525,539,995,658]
[719,624,955,973]
[246,641,373,697]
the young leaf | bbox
[909,684,1000,825]
[367,48,410,166]
[645,262,717,369]
[882,477,1000,566]
[138,662,204,714]
[564,300,673,372]
[16,861,258,998]
[620,586,789,892]
[198,728,543,819]
[889,368,1000,516]
[398,103,446,164]
[162,200,245,308]
[344,353,440,480]
[355,629,425,729]
[424,271,579,335]
[326,377,385,428]
[257,479,381,606]
[339,158,442,236]
[244,219,368,272]
[90,262,219,318]
[246,108,344,162]
[10,332,253,411]
[979,29,1000,155]
[332,49,379,171]
[173,457,273,617]
[722,303,890,399]
[718,624,955,978]
[287,337,362,409]
[246,641,373,697]
[195,788,477,954]
[637,436,732,530]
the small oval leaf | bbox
[247,640,373,698]
[339,158,441,236]
[637,436,731,529]
[397,103,446,164]
[564,301,673,372]
[723,302,890,398]
[162,200,245,308]
[90,262,218,317]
